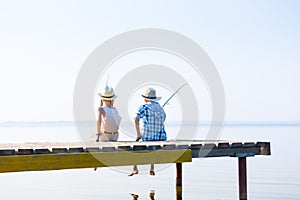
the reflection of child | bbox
[130,193,139,200]
[96,85,121,142]
[149,190,155,200]
[130,190,155,200]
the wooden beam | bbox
[238,157,247,200]
[176,163,183,200]
[191,142,270,158]
[0,149,191,173]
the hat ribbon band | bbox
[142,95,157,99]
[101,94,115,98]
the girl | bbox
[96,85,121,142]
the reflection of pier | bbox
[0,140,270,200]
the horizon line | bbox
[1,120,300,127]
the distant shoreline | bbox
[1,121,300,127]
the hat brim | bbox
[98,94,117,100]
[141,95,161,101]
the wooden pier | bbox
[0,140,270,200]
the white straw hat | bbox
[98,85,117,100]
[141,87,161,101]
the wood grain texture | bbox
[0,149,191,173]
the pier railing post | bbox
[176,163,183,200]
[238,157,247,200]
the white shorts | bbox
[100,132,119,142]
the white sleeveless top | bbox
[101,105,121,133]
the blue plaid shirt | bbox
[135,101,167,141]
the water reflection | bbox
[130,190,155,200]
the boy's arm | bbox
[134,117,142,141]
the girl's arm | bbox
[96,107,105,141]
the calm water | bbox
[0,123,299,200]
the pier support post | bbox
[238,157,247,200]
[176,163,182,200]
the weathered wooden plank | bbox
[243,142,255,147]
[34,149,51,154]
[0,149,16,156]
[0,149,192,173]
[69,147,85,153]
[176,144,189,150]
[162,144,176,150]
[231,143,243,148]
[117,145,132,151]
[18,149,34,155]
[101,146,116,152]
[149,145,162,150]
[217,143,230,148]
[190,144,202,149]
[86,147,100,152]
[203,143,216,149]
[190,144,200,157]
[52,148,68,153]
[133,145,148,151]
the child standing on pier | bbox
[129,87,167,176]
[96,85,121,142]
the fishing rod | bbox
[105,74,110,86]
[162,81,189,107]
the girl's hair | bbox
[101,99,114,106]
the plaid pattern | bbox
[136,101,167,141]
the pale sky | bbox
[0,0,299,122]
